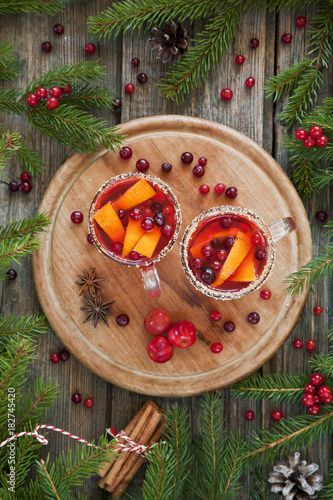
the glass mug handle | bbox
[268,217,296,242]
[140,264,161,299]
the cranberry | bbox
[27,93,39,106]
[161,225,172,237]
[47,97,59,110]
[142,207,153,218]
[193,165,205,177]
[225,236,235,248]
[214,183,225,194]
[87,234,94,244]
[313,394,321,404]
[220,217,231,228]
[245,77,255,88]
[217,249,227,261]
[248,312,260,324]
[116,314,130,327]
[71,211,84,224]
[59,350,70,361]
[210,342,223,353]
[315,211,327,222]
[20,181,33,193]
[49,86,62,98]
[161,163,172,172]
[295,129,307,140]
[321,393,333,404]
[303,393,316,407]
[137,72,148,84]
[271,410,283,422]
[235,55,245,65]
[255,250,266,260]
[260,289,271,300]
[209,260,222,273]
[129,250,141,260]
[306,340,316,352]
[313,305,323,315]
[308,405,320,415]
[199,184,210,195]
[61,84,72,94]
[84,397,94,408]
[181,152,193,164]
[304,137,315,148]
[8,181,20,192]
[136,158,149,172]
[50,353,60,364]
[316,135,328,147]
[225,187,238,199]
[198,157,207,166]
[85,43,96,54]
[41,41,52,52]
[20,172,31,182]
[111,241,123,254]
[129,208,142,221]
[250,38,259,48]
[251,234,261,245]
[245,410,255,420]
[220,88,233,101]
[304,383,316,394]
[282,33,292,44]
[72,392,82,404]
[141,217,154,231]
[125,83,135,93]
[295,16,307,27]
[318,386,332,398]
[131,57,140,66]
[210,238,221,249]
[113,99,122,110]
[210,311,221,322]
[224,321,235,332]
[151,202,163,213]
[117,209,126,219]
[192,257,203,270]
[119,147,133,159]
[168,321,197,349]
[6,269,17,280]
[309,126,322,139]
[54,23,64,35]
[201,245,214,259]
[293,339,303,349]
[147,336,173,363]
[144,308,172,336]
[154,213,165,227]
[201,268,216,285]
[310,373,324,386]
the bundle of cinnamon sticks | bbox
[98,400,164,498]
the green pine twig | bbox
[0,314,50,343]
[60,85,117,111]
[0,130,44,177]
[0,41,20,82]
[0,0,80,15]
[264,59,312,102]
[320,461,333,499]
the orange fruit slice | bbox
[133,226,161,258]
[112,179,156,211]
[122,218,146,257]
[228,247,256,282]
[93,202,125,242]
[190,226,239,259]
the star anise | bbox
[75,268,104,297]
[81,292,115,328]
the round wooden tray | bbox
[32,115,312,397]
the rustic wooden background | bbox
[0,1,331,498]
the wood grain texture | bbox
[0,1,331,498]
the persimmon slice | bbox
[93,202,125,242]
[228,247,256,282]
[112,179,156,211]
[133,226,161,258]
[122,218,146,257]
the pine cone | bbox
[148,21,188,63]
[268,452,323,500]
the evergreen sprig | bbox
[0,0,78,15]
[320,462,333,500]
[0,42,20,82]
[0,314,50,344]
[0,130,44,177]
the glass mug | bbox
[88,173,182,299]
[180,206,296,300]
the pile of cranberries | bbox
[295,126,328,148]
[8,172,33,194]
[27,84,72,110]
[303,373,332,415]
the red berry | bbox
[209,259,222,271]
[20,181,32,193]
[59,350,70,361]
[84,397,94,408]
[308,405,320,415]
[36,87,48,99]
[8,180,19,192]
[6,269,17,280]
[131,57,140,66]
[129,250,141,260]
[295,16,307,28]
[304,383,316,394]
[248,312,260,324]
[27,93,38,106]
[168,321,197,349]
[309,126,323,139]
[72,392,82,403]
[282,33,292,44]
[245,410,254,420]
[41,41,52,52]
[293,339,303,349]
[225,186,238,199]
[201,268,216,285]
[154,213,165,227]
[161,163,172,172]
[199,184,210,195]
[214,183,225,194]
[250,38,259,48]
[192,257,203,270]
[225,237,235,249]
[125,83,135,93]
[54,23,64,35]
[210,342,223,353]
[313,394,321,404]
[49,86,62,98]
[151,203,163,213]
[235,55,245,65]
[129,208,142,221]
[147,336,173,363]
[316,135,328,147]
[251,234,261,245]
[181,152,193,164]
[255,250,266,260]
[224,321,235,332]
[85,43,96,54]
[136,158,149,172]
[303,137,316,148]
[198,157,207,166]
[137,72,148,84]
[303,393,316,407]
[310,373,324,386]
[50,353,60,364]
[210,311,221,322]
[316,211,327,222]
[113,99,122,110]
[321,393,333,404]
[119,147,133,160]
[111,241,123,254]
[144,308,172,336]
[314,305,323,315]
[201,245,213,259]
[61,84,72,94]
[141,217,155,231]
[116,314,130,327]
[245,77,255,88]
[87,234,94,244]
[20,172,31,182]
[221,88,233,101]
[193,165,205,177]
[271,410,283,422]
[161,225,173,237]
[47,97,59,110]
[217,249,227,261]
[306,340,316,352]
[318,386,332,398]
[295,129,307,140]
[71,211,83,224]
[220,217,231,229]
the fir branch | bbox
[0,212,50,241]
[159,4,242,102]
[62,85,117,111]
[292,158,320,197]
[250,467,276,500]
[0,314,50,344]
[40,460,60,499]
[141,443,177,500]
[307,2,333,69]
[0,0,79,15]
[0,131,44,177]
[310,350,333,379]
[320,461,333,500]
[264,59,312,101]
[0,41,20,82]
[232,373,309,404]
[0,89,25,115]
[87,0,219,40]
